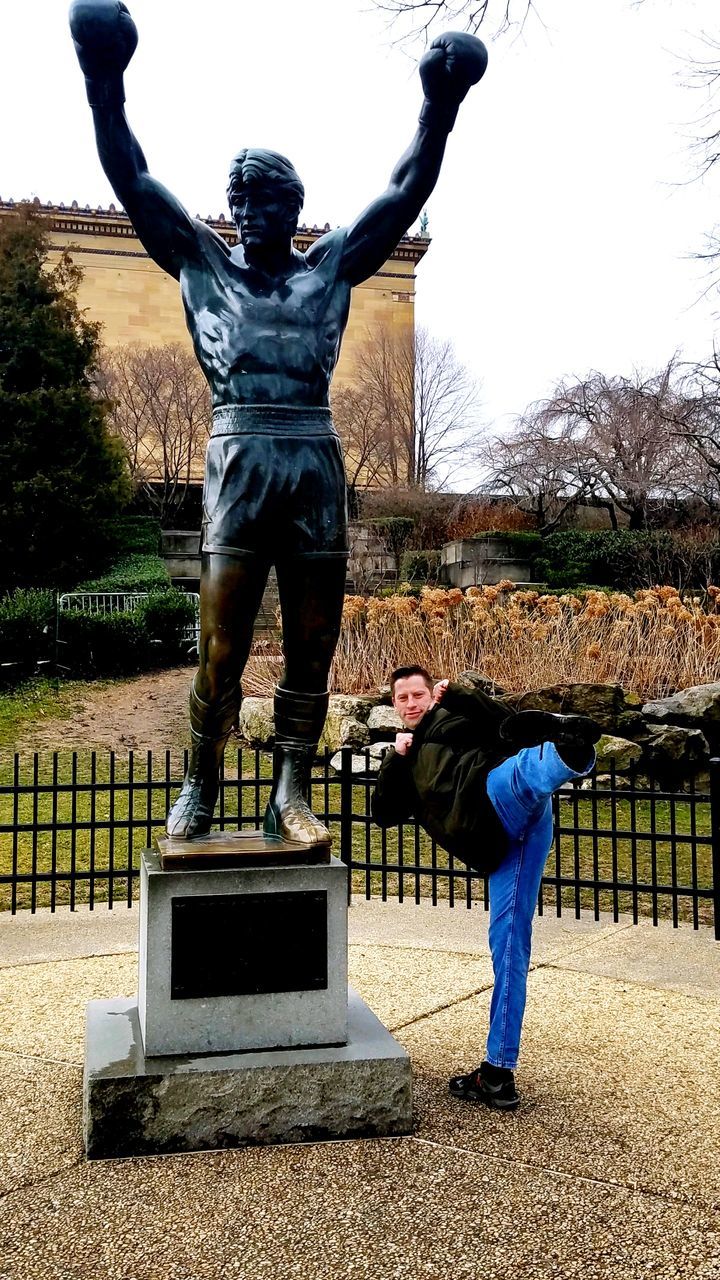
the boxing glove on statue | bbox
[69,0,138,106]
[419,32,488,132]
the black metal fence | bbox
[1,748,718,938]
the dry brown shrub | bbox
[446,502,534,541]
[326,585,720,698]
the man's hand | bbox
[419,32,488,132]
[432,679,449,705]
[69,0,139,98]
[394,732,415,757]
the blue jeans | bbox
[484,744,594,1070]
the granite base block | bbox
[138,850,349,1056]
[84,989,413,1159]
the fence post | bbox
[710,758,720,943]
[339,748,353,905]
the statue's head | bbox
[227,149,304,250]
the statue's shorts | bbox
[202,405,349,562]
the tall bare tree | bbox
[479,411,595,531]
[482,360,692,530]
[353,322,482,490]
[98,343,211,524]
[530,363,689,529]
[668,347,720,510]
[331,382,395,517]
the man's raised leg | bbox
[484,743,595,1062]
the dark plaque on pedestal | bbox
[170,890,328,999]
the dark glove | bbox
[419,32,488,132]
[69,0,139,106]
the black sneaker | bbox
[448,1062,520,1111]
[500,710,601,750]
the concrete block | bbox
[138,850,348,1056]
[84,991,413,1159]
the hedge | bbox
[0,589,55,667]
[465,530,543,554]
[399,550,442,584]
[532,531,720,591]
[96,515,162,558]
[60,588,197,676]
[77,554,171,593]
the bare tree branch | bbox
[371,0,539,44]
[347,322,483,490]
[97,343,211,525]
[480,359,701,531]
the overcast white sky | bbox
[1,0,719,474]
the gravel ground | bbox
[1,908,719,1280]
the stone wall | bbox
[441,537,535,588]
[237,675,720,787]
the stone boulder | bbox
[581,773,650,791]
[367,705,404,740]
[237,697,274,748]
[508,683,627,732]
[642,681,720,724]
[642,682,720,753]
[615,710,646,737]
[238,694,381,753]
[595,735,643,772]
[634,724,710,784]
[329,750,376,775]
[319,695,378,753]
[456,670,507,697]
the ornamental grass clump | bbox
[323,583,720,700]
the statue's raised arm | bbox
[338,33,488,287]
[69,0,213,280]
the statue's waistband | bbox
[211,404,337,438]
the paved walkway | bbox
[1,901,718,1280]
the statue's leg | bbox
[167,551,270,839]
[263,556,347,845]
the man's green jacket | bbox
[371,682,512,875]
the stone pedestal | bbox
[138,850,348,1056]
[84,991,412,1159]
[83,845,413,1158]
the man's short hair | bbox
[390,665,433,695]
[227,148,305,216]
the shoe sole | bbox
[448,1082,520,1111]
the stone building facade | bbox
[1,199,427,492]
[1,198,427,387]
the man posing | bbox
[372,667,601,1110]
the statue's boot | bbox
[166,682,240,839]
[263,687,331,847]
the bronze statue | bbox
[69,0,488,846]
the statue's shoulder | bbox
[304,227,347,272]
[194,218,232,260]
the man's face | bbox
[392,675,433,729]
[233,182,296,250]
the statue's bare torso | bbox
[183,225,350,408]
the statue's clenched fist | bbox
[69,0,138,83]
[418,32,487,131]
[420,32,488,106]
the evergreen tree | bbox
[0,205,130,590]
